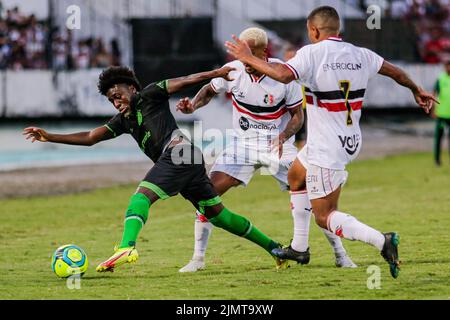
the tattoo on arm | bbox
[281,108,304,141]
[191,84,217,111]
[378,61,419,93]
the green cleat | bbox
[381,232,401,279]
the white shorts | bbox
[211,136,298,190]
[297,146,348,200]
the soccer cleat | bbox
[273,255,290,270]
[380,232,401,279]
[96,246,139,273]
[271,244,290,270]
[335,254,358,268]
[179,258,206,273]
[271,246,310,265]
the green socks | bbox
[119,193,151,248]
[118,195,279,256]
[208,207,279,254]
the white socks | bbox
[290,192,348,257]
[193,211,213,260]
[328,210,385,251]
[320,227,347,258]
[290,191,311,252]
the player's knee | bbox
[210,172,240,195]
[203,203,224,219]
[288,177,306,191]
[288,161,306,191]
[136,187,160,203]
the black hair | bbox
[97,66,142,96]
[307,6,340,23]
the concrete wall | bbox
[0,64,445,119]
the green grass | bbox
[0,152,449,300]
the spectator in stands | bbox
[406,0,426,20]
[425,0,449,22]
[423,26,449,63]
[389,0,411,18]
[110,38,121,66]
[0,5,118,70]
[92,38,111,68]
[52,33,68,70]
[74,39,91,69]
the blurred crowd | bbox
[359,0,450,63]
[0,4,121,70]
[52,29,121,70]
[0,6,48,69]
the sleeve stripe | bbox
[286,101,303,109]
[286,99,303,107]
[104,124,116,137]
[284,63,299,80]
[210,82,219,94]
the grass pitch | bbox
[0,152,449,300]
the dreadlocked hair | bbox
[97,66,142,96]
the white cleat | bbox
[179,258,206,273]
[335,255,358,268]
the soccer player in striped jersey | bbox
[177,27,355,273]
[225,6,438,278]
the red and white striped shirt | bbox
[211,58,303,144]
[285,37,384,169]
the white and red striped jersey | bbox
[210,58,303,144]
[285,37,384,170]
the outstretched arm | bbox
[225,35,295,84]
[176,84,218,114]
[378,61,439,113]
[166,66,235,95]
[22,125,114,146]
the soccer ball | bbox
[51,244,88,278]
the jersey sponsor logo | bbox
[338,134,360,155]
[239,117,250,131]
[323,62,362,72]
[239,116,277,131]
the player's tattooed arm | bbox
[282,107,304,141]
[225,35,295,84]
[378,60,439,113]
[22,125,114,146]
[166,66,235,95]
[176,84,217,114]
[272,107,304,158]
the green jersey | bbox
[105,80,183,162]
[435,72,450,119]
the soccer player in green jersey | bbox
[433,59,450,166]
[23,66,288,272]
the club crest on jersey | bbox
[264,94,274,105]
